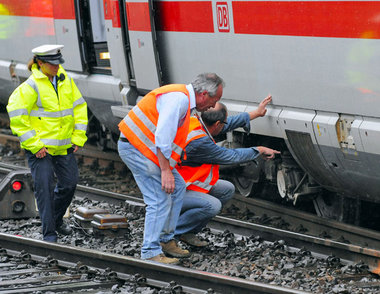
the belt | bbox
[119,137,129,143]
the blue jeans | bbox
[175,179,235,236]
[118,141,186,259]
[26,150,78,242]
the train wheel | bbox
[88,114,115,151]
[233,159,264,197]
[313,192,341,220]
[313,192,360,224]
[96,124,108,151]
[234,177,263,197]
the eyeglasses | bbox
[219,120,228,124]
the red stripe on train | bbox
[126,2,151,31]
[155,1,214,33]
[1,0,75,19]
[128,1,380,38]
[3,1,380,39]
[233,1,380,39]
[104,0,113,20]
[126,1,214,33]
[1,0,53,18]
[52,0,76,19]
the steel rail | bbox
[1,164,379,275]
[0,233,309,294]
[230,194,380,249]
[73,185,380,275]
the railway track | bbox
[73,187,380,277]
[0,248,123,294]
[1,158,379,273]
[0,161,310,293]
[226,195,380,250]
[0,235,309,294]
[1,133,380,292]
[221,195,380,261]
[73,183,380,273]
[1,162,380,292]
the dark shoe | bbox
[180,233,208,247]
[147,253,179,265]
[160,240,191,258]
[56,223,72,235]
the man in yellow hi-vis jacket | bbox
[7,44,88,242]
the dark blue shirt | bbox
[181,113,259,167]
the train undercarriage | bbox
[219,131,377,228]
[83,102,379,229]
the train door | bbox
[53,2,83,72]
[74,0,112,74]
[103,0,134,86]
[125,0,162,91]
[74,0,160,91]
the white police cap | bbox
[32,44,65,65]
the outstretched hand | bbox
[256,146,281,160]
[249,95,272,120]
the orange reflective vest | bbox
[177,116,220,193]
[118,84,190,169]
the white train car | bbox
[1,0,380,223]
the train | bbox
[1,0,380,224]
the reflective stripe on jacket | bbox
[7,64,88,155]
[118,84,191,169]
[177,116,220,193]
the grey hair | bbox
[191,73,225,97]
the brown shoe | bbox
[160,240,191,258]
[147,253,179,265]
[179,233,208,247]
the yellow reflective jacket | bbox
[7,64,88,155]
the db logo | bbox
[216,2,230,32]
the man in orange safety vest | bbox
[118,73,224,264]
[175,96,280,247]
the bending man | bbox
[175,96,280,246]
[118,73,224,264]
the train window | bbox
[89,1,106,43]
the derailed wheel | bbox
[234,176,263,197]
[233,159,264,197]
[313,192,360,224]
[313,192,341,220]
